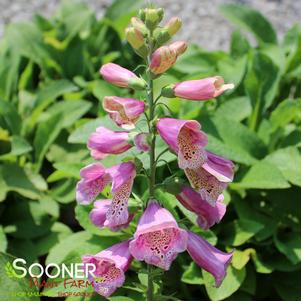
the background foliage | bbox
[0,0,301,300]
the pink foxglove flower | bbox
[88,127,132,160]
[105,162,136,229]
[162,76,234,100]
[176,186,226,230]
[150,41,187,74]
[129,200,187,270]
[157,118,208,169]
[82,240,133,298]
[76,163,111,205]
[76,162,136,230]
[186,231,233,287]
[103,96,145,130]
[185,152,234,205]
[90,200,134,231]
[134,133,150,152]
[100,63,146,89]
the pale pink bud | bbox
[100,63,146,89]
[173,77,234,100]
[150,41,187,75]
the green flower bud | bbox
[144,8,164,30]
[166,17,182,36]
[128,77,147,90]
[161,84,176,98]
[131,17,148,36]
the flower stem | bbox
[146,29,156,301]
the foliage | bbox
[0,1,301,300]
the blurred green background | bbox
[0,0,301,300]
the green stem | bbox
[146,29,156,301]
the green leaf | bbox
[212,116,267,160]
[203,265,246,301]
[0,136,32,159]
[0,227,7,252]
[181,262,204,285]
[220,4,277,45]
[0,100,22,135]
[216,97,252,122]
[221,219,264,246]
[232,249,254,270]
[265,147,301,187]
[274,271,301,301]
[34,113,64,171]
[0,252,39,300]
[1,163,40,199]
[46,231,118,265]
[274,232,301,264]
[47,162,83,182]
[41,99,92,128]
[235,160,290,189]
[270,99,301,131]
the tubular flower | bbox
[87,127,132,160]
[90,200,134,231]
[134,133,150,152]
[176,186,226,230]
[186,231,233,287]
[156,118,208,169]
[82,240,133,298]
[103,96,145,130]
[76,162,136,230]
[129,200,188,270]
[76,163,111,205]
[185,152,234,205]
[100,63,146,90]
[150,41,187,75]
[162,76,234,100]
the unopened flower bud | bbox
[144,8,164,30]
[130,17,148,36]
[166,17,182,36]
[125,27,148,58]
[170,41,187,55]
[150,41,187,75]
[138,9,146,21]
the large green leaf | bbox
[265,147,301,187]
[234,160,290,189]
[220,4,277,45]
[34,113,64,171]
[203,265,246,301]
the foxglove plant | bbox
[76,6,235,300]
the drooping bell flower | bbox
[156,118,208,169]
[134,133,150,152]
[162,76,234,100]
[150,41,187,75]
[90,200,134,231]
[76,163,111,205]
[100,63,146,90]
[186,231,233,287]
[176,186,226,230]
[103,96,145,130]
[105,162,136,229]
[87,127,132,160]
[185,152,234,206]
[76,162,136,229]
[82,240,133,298]
[129,200,187,270]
